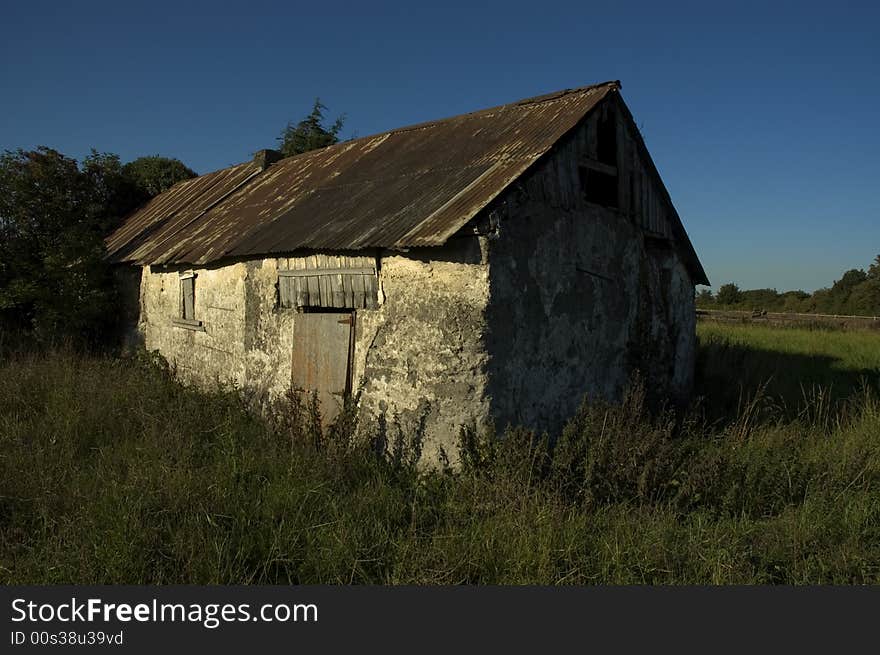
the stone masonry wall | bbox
[483,106,696,435]
[136,238,491,461]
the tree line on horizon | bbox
[697,257,880,317]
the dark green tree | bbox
[867,255,880,281]
[0,147,189,345]
[831,269,867,295]
[780,290,809,313]
[805,288,834,314]
[715,283,743,306]
[828,268,868,313]
[847,279,880,316]
[82,151,150,233]
[740,288,780,310]
[122,155,196,198]
[0,148,116,342]
[277,98,345,157]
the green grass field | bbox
[1,323,878,584]
[696,322,880,421]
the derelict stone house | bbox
[107,80,708,458]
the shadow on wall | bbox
[111,264,145,352]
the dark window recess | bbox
[580,166,619,208]
[597,110,617,166]
[181,276,195,320]
[645,234,673,251]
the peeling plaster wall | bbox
[137,240,491,460]
[139,263,249,387]
[483,108,696,435]
[354,239,491,462]
[138,259,304,402]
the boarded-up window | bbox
[279,266,378,309]
[180,274,195,320]
[172,272,203,330]
[632,167,672,239]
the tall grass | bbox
[696,322,880,423]
[1,324,878,584]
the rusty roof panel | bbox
[106,82,620,266]
[106,162,260,264]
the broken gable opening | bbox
[580,104,620,209]
[579,165,619,209]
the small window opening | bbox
[597,109,617,166]
[172,272,203,330]
[180,275,195,320]
[580,166,619,208]
[645,234,673,251]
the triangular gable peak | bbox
[479,91,707,286]
[612,94,708,285]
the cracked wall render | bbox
[483,104,696,435]
[354,241,491,462]
[137,241,490,460]
[139,263,249,387]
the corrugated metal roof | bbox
[105,80,706,285]
[106,162,261,264]
[107,82,620,265]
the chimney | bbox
[253,149,283,171]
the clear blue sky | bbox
[2,1,877,292]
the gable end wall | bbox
[483,100,696,434]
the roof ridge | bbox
[363,80,621,138]
[514,80,621,106]
[180,82,621,178]
[243,81,622,171]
